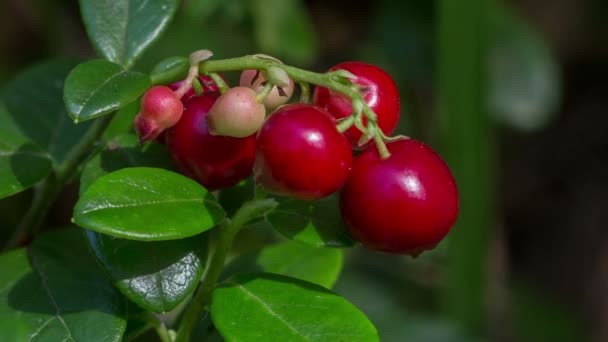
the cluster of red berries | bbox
[134,62,458,255]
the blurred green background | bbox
[1,0,607,341]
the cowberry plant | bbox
[0,2,458,342]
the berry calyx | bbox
[206,86,266,138]
[240,69,295,111]
[340,139,458,255]
[167,93,256,191]
[313,62,400,149]
[134,86,183,143]
[254,104,353,200]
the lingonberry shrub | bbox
[1,3,459,341]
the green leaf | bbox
[64,60,150,122]
[211,273,379,341]
[488,2,561,132]
[74,167,225,241]
[218,178,255,217]
[1,60,93,165]
[80,134,175,194]
[0,127,52,199]
[251,0,319,64]
[226,241,343,289]
[85,230,207,313]
[267,195,355,247]
[0,229,127,341]
[150,56,189,85]
[256,241,343,289]
[79,0,180,68]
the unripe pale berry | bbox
[239,69,295,111]
[206,86,266,138]
[134,86,183,143]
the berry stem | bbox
[175,65,199,99]
[3,114,114,250]
[373,128,391,160]
[256,81,274,103]
[336,116,355,133]
[208,72,228,93]
[175,198,277,342]
[299,81,311,103]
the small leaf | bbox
[0,229,127,342]
[79,0,180,68]
[1,60,92,165]
[74,167,225,241]
[80,134,175,194]
[64,60,150,122]
[85,230,207,313]
[251,0,319,64]
[0,127,52,199]
[211,273,379,342]
[267,195,355,247]
[225,241,344,289]
[150,56,189,85]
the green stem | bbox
[175,198,277,342]
[299,82,311,103]
[208,72,228,93]
[3,115,113,250]
[256,81,274,103]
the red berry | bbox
[340,139,458,255]
[207,86,266,138]
[167,93,256,191]
[168,75,225,102]
[134,86,183,143]
[254,104,352,200]
[313,62,400,149]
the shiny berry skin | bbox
[240,69,294,111]
[313,62,400,149]
[167,93,256,191]
[340,139,458,255]
[168,75,224,102]
[254,104,352,200]
[134,86,183,143]
[206,86,266,138]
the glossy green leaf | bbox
[257,241,343,289]
[79,0,180,68]
[488,2,561,131]
[0,229,127,341]
[226,241,343,289]
[64,60,150,122]
[251,0,319,64]
[212,273,379,341]
[0,127,51,199]
[267,195,355,247]
[85,230,207,313]
[80,134,175,194]
[150,56,189,85]
[1,60,92,165]
[103,100,139,140]
[74,167,225,241]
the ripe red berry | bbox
[134,86,183,143]
[206,86,266,138]
[167,93,256,191]
[240,69,294,111]
[168,75,224,101]
[254,104,352,200]
[340,139,458,255]
[313,62,400,149]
